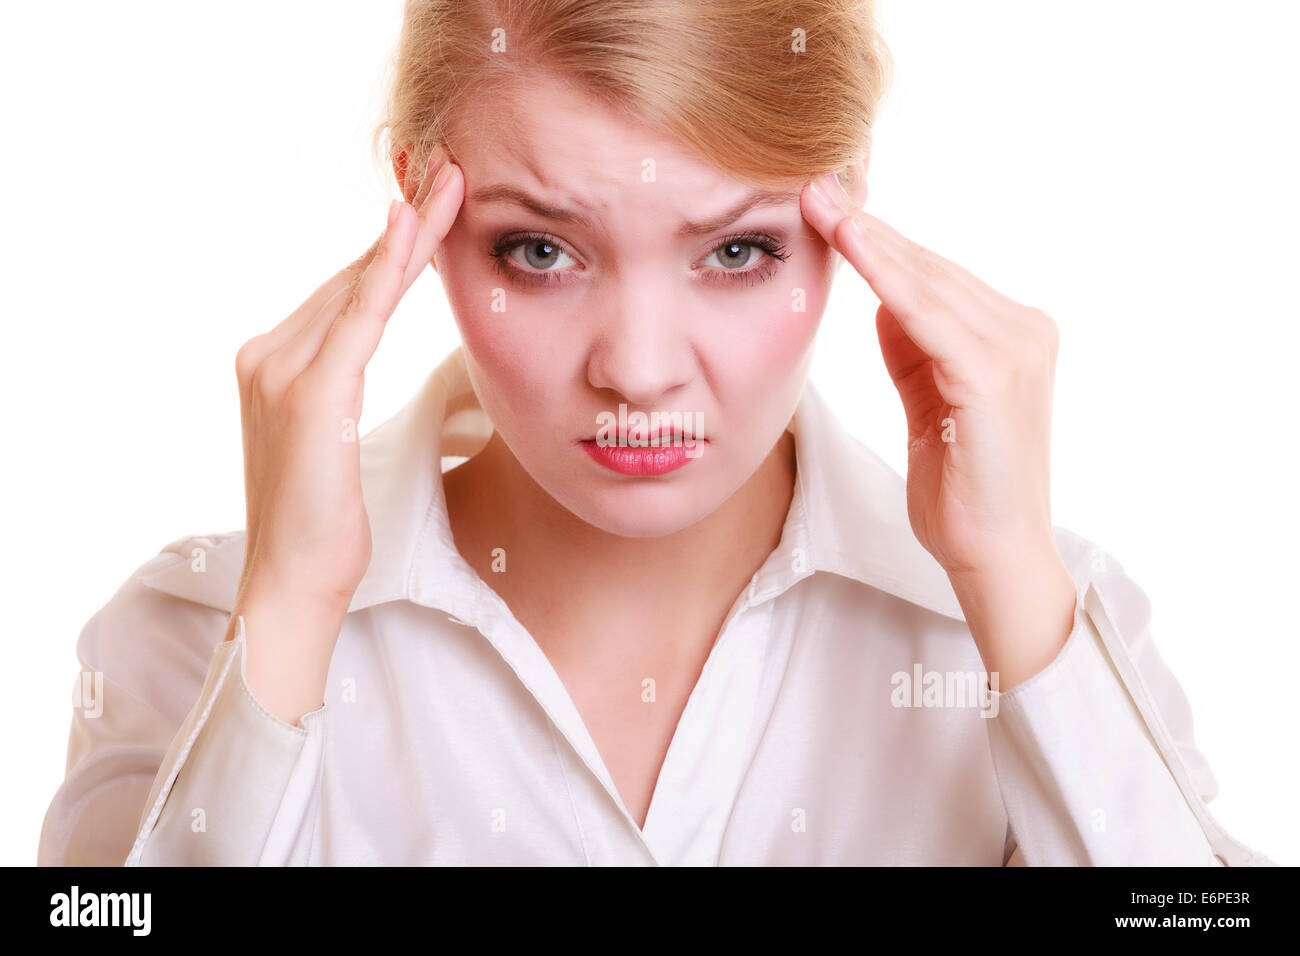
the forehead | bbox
[449,71,799,227]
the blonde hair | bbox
[370,0,891,195]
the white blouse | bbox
[39,346,1270,866]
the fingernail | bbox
[425,148,447,190]
[811,172,843,207]
[387,199,401,227]
[848,216,869,243]
[431,157,455,193]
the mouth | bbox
[577,434,708,476]
[584,426,695,446]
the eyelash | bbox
[486,230,791,290]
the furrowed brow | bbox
[676,190,802,238]
[468,184,801,237]
[468,184,598,230]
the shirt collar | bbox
[139,345,964,622]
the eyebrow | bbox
[467,184,801,238]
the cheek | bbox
[690,246,831,449]
[437,231,508,356]
[435,232,575,424]
[705,255,829,391]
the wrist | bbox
[228,576,350,727]
[947,552,1078,691]
[233,599,340,727]
[236,564,356,626]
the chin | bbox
[541,465,732,539]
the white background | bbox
[2,1,1295,865]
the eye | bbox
[486,229,791,291]
[507,237,578,271]
[488,232,580,288]
[695,232,791,287]
[703,241,763,270]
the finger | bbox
[802,182,980,366]
[802,173,1009,337]
[859,215,1052,351]
[313,158,464,380]
[401,146,458,289]
[854,209,1018,317]
[800,164,1008,314]
[274,201,414,389]
[263,270,363,383]
[307,200,419,384]
[282,157,463,386]
[877,302,947,438]
[243,148,450,375]
[238,249,376,372]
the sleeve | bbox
[125,616,327,866]
[38,545,328,867]
[982,529,1274,867]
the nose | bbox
[585,282,696,407]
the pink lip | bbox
[579,438,707,476]
[592,425,695,444]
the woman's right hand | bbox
[227,147,464,725]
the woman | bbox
[39,0,1268,866]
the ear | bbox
[392,146,416,204]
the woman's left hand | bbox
[801,164,1078,689]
